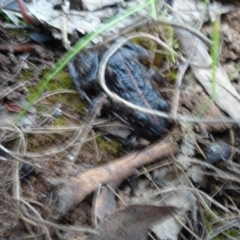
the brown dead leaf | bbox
[93,185,117,223]
[0,97,36,128]
[84,205,177,240]
[4,100,23,113]
[53,142,179,215]
[173,0,240,122]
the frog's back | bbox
[105,45,169,140]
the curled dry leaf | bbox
[84,205,178,240]
[180,131,195,157]
[207,1,235,22]
[187,164,204,183]
[152,190,197,240]
[93,185,117,223]
[1,0,22,25]
[0,97,36,128]
[53,142,179,215]
[173,0,240,123]
[4,100,23,113]
[25,0,114,35]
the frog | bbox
[69,41,169,141]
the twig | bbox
[61,1,71,49]
[11,130,27,196]
[91,18,211,50]
[0,44,40,53]
[71,94,107,163]
[180,122,206,159]
[174,214,202,240]
[35,89,78,103]
[207,219,240,240]
[21,199,52,240]
[0,82,28,100]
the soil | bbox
[0,4,240,240]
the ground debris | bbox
[180,84,232,133]
[1,0,240,239]
[130,174,198,240]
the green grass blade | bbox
[210,14,221,99]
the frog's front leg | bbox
[69,50,99,104]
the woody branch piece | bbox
[56,141,179,215]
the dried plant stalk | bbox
[56,141,179,215]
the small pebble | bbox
[52,103,62,118]
[20,163,34,179]
[205,141,231,164]
[53,108,62,118]
[30,32,54,44]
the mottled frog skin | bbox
[69,41,169,141]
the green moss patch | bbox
[53,116,67,126]
[96,136,121,155]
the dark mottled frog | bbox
[69,41,169,141]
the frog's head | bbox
[70,50,99,91]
